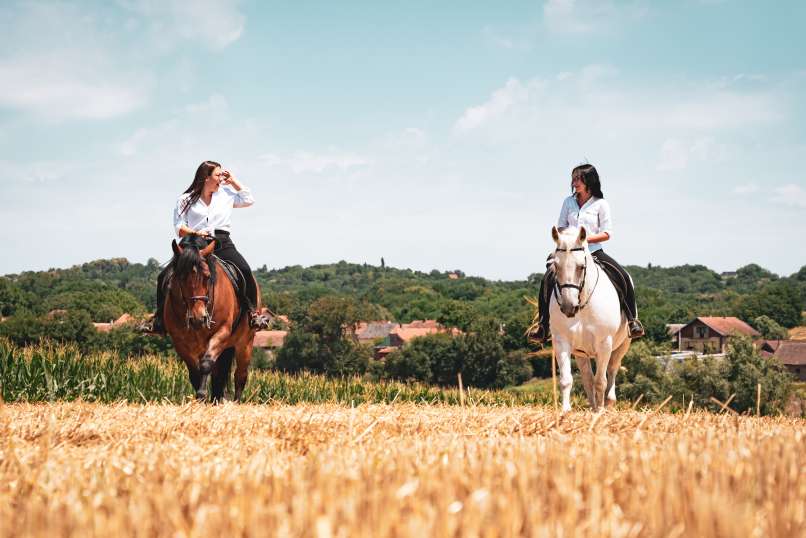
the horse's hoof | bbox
[196,391,207,401]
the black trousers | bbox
[156,231,259,314]
[537,248,637,327]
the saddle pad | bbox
[212,256,249,332]
[213,256,246,298]
[592,258,628,307]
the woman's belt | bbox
[213,229,230,236]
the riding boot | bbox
[531,267,554,345]
[628,319,645,339]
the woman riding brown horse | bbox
[166,234,258,401]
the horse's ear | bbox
[200,240,216,258]
[172,239,182,257]
[578,226,587,243]
[551,226,560,243]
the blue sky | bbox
[2,0,805,280]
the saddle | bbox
[163,246,250,331]
[212,255,249,331]
[543,253,630,309]
[593,257,630,309]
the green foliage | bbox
[0,277,33,316]
[381,319,523,389]
[613,336,793,415]
[723,336,793,415]
[45,288,145,322]
[0,339,552,406]
[275,296,370,376]
[0,310,95,347]
[751,315,788,340]
[667,356,731,411]
[617,341,673,403]
[496,350,533,388]
[739,280,803,328]
[250,347,274,371]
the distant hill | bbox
[2,258,805,339]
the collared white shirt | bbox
[557,195,612,253]
[173,185,254,238]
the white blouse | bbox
[173,185,254,238]
[557,195,612,253]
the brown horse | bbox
[164,236,257,402]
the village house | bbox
[675,316,760,354]
[371,320,462,359]
[93,313,135,333]
[252,330,288,358]
[353,321,398,345]
[760,340,806,381]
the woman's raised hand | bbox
[220,170,242,191]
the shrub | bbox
[751,315,788,340]
[724,336,792,415]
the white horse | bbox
[549,226,631,412]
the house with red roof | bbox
[675,317,760,354]
[772,341,806,381]
[253,330,287,349]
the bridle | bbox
[552,246,600,315]
[170,261,217,330]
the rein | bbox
[553,247,601,314]
[169,257,218,330]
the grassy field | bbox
[1,401,803,537]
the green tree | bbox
[751,315,788,340]
[276,296,370,376]
[667,355,731,411]
[0,278,30,316]
[724,336,792,415]
[739,280,803,328]
[617,341,672,404]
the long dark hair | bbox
[571,164,604,199]
[180,160,221,214]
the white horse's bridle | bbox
[553,247,601,316]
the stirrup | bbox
[248,311,270,330]
[529,324,551,346]
[138,314,165,335]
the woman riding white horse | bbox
[549,225,632,411]
[533,164,644,343]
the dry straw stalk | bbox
[1,402,804,537]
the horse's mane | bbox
[172,236,209,279]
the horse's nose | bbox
[561,304,577,318]
[188,316,205,329]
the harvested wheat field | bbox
[1,402,804,537]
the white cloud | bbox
[259,151,372,175]
[0,3,150,120]
[543,0,649,35]
[2,159,80,184]
[482,26,532,51]
[0,53,148,121]
[184,94,230,116]
[453,78,533,133]
[771,184,806,209]
[452,67,783,140]
[120,0,246,50]
[657,137,726,171]
[734,183,759,195]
